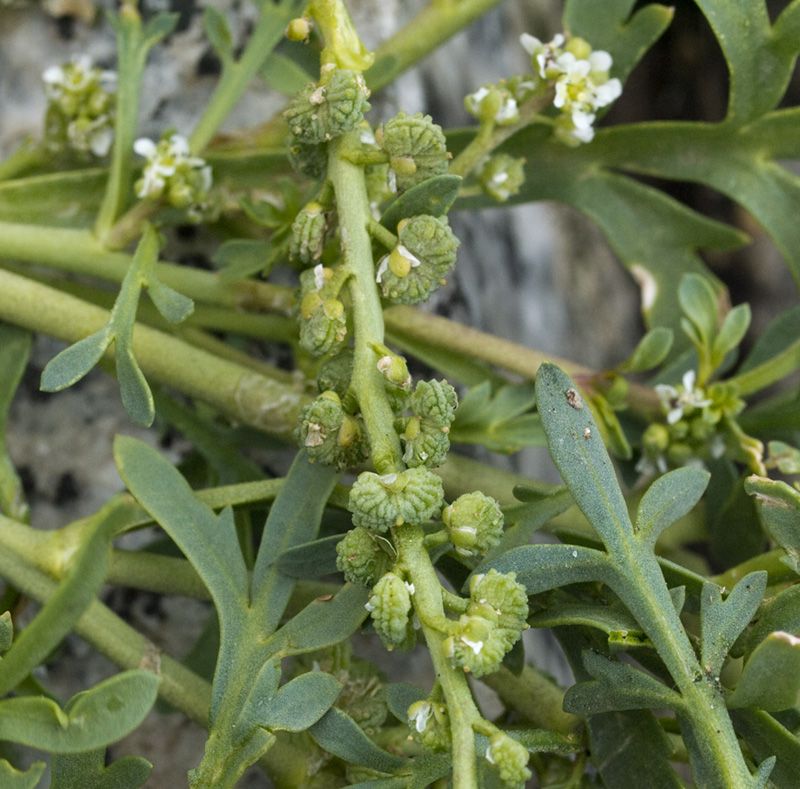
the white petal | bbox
[133,138,157,158]
[42,65,65,85]
[667,407,684,425]
[595,78,622,106]
[461,637,483,655]
[89,126,114,157]
[682,370,696,391]
[519,33,541,55]
[313,264,326,290]
[168,134,190,156]
[376,254,389,283]
[589,50,613,72]
[397,245,421,268]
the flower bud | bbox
[336,526,393,587]
[376,113,449,192]
[410,379,458,428]
[286,17,311,42]
[477,154,526,202]
[284,69,371,145]
[399,416,450,468]
[289,202,328,265]
[468,570,528,640]
[446,614,507,676]
[485,732,531,788]
[376,215,459,304]
[442,492,504,557]
[296,391,367,468]
[348,468,444,532]
[465,84,520,126]
[407,700,450,751]
[367,572,414,650]
[642,423,670,454]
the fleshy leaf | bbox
[116,346,155,428]
[252,672,342,732]
[380,175,462,229]
[618,327,674,373]
[0,611,12,653]
[147,278,194,324]
[212,239,275,283]
[744,476,800,574]
[735,585,800,660]
[204,7,234,62]
[0,760,45,789]
[635,466,710,548]
[727,631,800,711]
[563,650,681,715]
[51,749,152,789]
[700,572,767,675]
[40,328,111,392]
[732,709,800,789]
[0,671,159,752]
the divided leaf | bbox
[700,572,767,675]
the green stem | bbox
[328,132,403,473]
[0,269,306,437]
[190,1,303,154]
[394,523,480,789]
[0,140,44,182]
[0,220,293,313]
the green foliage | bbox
[727,631,800,711]
[51,749,152,789]
[0,759,45,789]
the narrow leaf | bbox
[619,327,674,372]
[213,239,274,283]
[713,304,751,360]
[745,476,800,573]
[0,610,12,652]
[308,708,407,773]
[254,672,341,732]
[203,7,234,62]
[727,631,800,711]
[277,535,341,578]
[40,329,111,392]
[116,346,155,427]
[147,278,194,323]
[701,572,767,675]
[735,585,800,660]
[385,683,425,723]
[635,466,710,547]
[380,175,462,229]
[678,273,718,347]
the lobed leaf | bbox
[700,572,767,675]
[0,671,159,753]
[0,760,45,789]
[147,278,194,324]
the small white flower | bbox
[485,743,496,764]
[408,701,432,733]
[461,636,484,655]
[375,255,389,283]
[313,264,326,291]
[655,370,713,425]
[396,245,421,268]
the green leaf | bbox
[692,0,799,123]
[509,728,582,755]
[212,239,275,283]
[495,487,573,553]
[0,671,158,753]
[250,451,338,632]
[618,327,674,373]
[0,323,31,520]
[252,672,342,732]
[732,709,800,789]
[744,476,800,573]
[0,759,45,789]
[563,650,681,715]
[147,278,194,324]
[713,304,751,363]
[481,543,617,595]
[40,329,111,392]
[0,501,134,696]
[586,392,631,460]
[51,749,152,789]
[0,611,12,653]
[385,683,425,723]
[534,363,632,553]
[767,441,800,475]
[276,535,341,578]
[141,12,179,47]
[732,306,800,396]
[529,599,646,648]
[264,583,370,658]
[116,346,154,428]
[450,382,544,453]
[678,273,718,349]
[635,466,710,548]
[308,708,407,773]
[563,0,673,83]
[204,7,234,62]
[727,631,800,711]
[735,585,800,659]
[700,572,767,675]
[380,175,462,229]
[113,436,249,616]
[261,49,317,96]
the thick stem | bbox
[394,524,480,789]
[328,132,403,473]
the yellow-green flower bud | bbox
[477,154,526,202]
[442,492,504,557]
[399,416,450,468]
[375,349,412,389]
[367,572,414,650]
[465,84,520,126]
[376,216,459,304]
[410,379,458,428]
[485,732,531,788]
[284,69,371,145]
[336,526,393,587]
[667,442,693,466]
[468,570,528,640]
[349,468,444,532]
[445,614,507,677]
[289,201,328,265]
[407,700,450,751]
[298,266,348,356]
[296,391,367,468]
[286,16,311,42]
[376,113,449,192]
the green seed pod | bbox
[296,391,367,468]
[444,614,508,677]
[288,139,328,178]
[485,732,532,788]
[399,416,450,468]
[410,379,458,427]
[289,201,328,265]
[407,700,451,752]
[317,350,354,398]
[299,293,348,356]
[477,154,526,202]
[336,526,393,586]
[349,467,444,532]
[367,572,413,650]
[442,492,504,557]
[284,69,371,145]
[468,570,528,641]
[376,112,449,192]
[377,215,459,305]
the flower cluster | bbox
[407,698,450,751]
[443,570,528,677]
[520,33,621,145]
[297,265,348,356]
[42,55,116,158]
[296,390,367,469]
[485,732,532,788]
[476,154,526,202]
[442,491,504,558]
[365,571,415,650]
[397,379,458,468]
[133,134,212,220]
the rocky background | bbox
[1,0,796,784]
